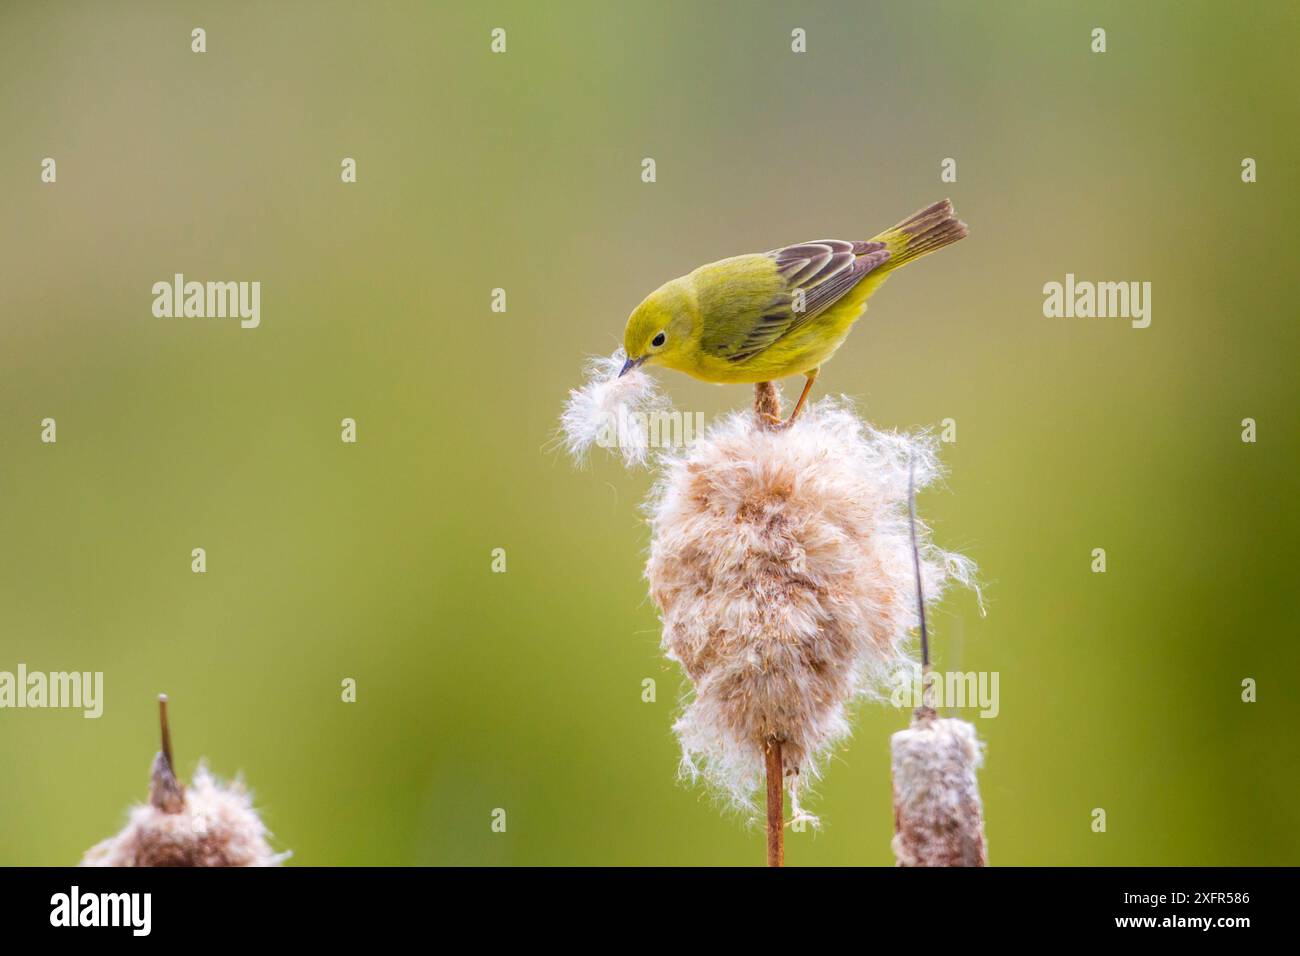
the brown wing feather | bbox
[726,240,889,363]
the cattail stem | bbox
[764,738,784,867]
[754,381,782,426]
[756,383,788,865]
[907,462,936,710]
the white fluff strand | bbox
[560,350,674,469]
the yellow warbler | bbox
[620,199,967,423]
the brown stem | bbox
[757,383,786,865]
[159,694,174,771]
[764,738,784,867]
[754,381,782,427]
[150,693,185,813]
[908,461,937,713]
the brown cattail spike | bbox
[159,694,174,769]
[149,694,185,814]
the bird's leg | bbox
[782,368,819,426]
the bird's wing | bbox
[708,240,890,364]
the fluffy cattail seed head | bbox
[81,696,287,867]
[645,396,976,806]
[890,709,988,866]
[82,765,288,867]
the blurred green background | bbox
[2,0,1297,866]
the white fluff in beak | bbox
[560,349,673,469]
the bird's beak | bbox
[618,355,646,377]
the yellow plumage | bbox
[620,200,968,410]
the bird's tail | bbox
[871,199,968,271]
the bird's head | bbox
[620,280,696,376]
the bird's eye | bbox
[651,332,666,348]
